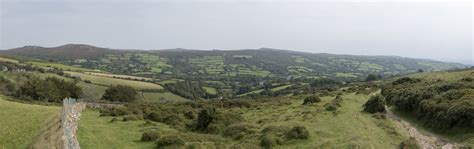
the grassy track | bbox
[0,96,60,148]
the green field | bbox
[28,61,97,72]
[141,92,190,103]
[203,87,217,95]
[0,96,60,148]
[0,57,19,63]
[66,71,163,90]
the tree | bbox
[196,107,217,131]
[366,74,378,82]
[102,85,138,102]
[418,69,424,73]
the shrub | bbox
[102,85,138,102]
[222,123,257,140]
[184,111,195,119]
[303,95,321,105]
[196,107,217,131]
[16,76,82,102]
[141,130,160,142]
[145,112,160,122]
[156,135,185,148]
[399,138,419,149]
[286,126,309,140]
[260,135,277,149]
[363,94,386,113]
[325,95,343,111]
[101,106,130,116]
[392,77,421,85]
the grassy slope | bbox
[238,93,407,148]
[203,87,217,95]
[77,110,158,149]
[78,92,408,148]
[0,96,60,148]
[389,69,474,145]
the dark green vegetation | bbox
[363,94,386,114]
[102,85,138,102]
[382,70,474,130]
[382,68,474,145]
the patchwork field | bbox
[0,96,60,148]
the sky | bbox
[0,0,472,64]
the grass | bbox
[238,93,408,148]
[77,110,158,149]
[0,96,60,148]
[66,71,163,90]
[0,57,19,63]
[78,92,409,148]
[270,84,292,91]
[86,72,153,82]
[203,87,217,95]
[28,61,97,72]
[140,92,190,103]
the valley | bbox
[0,47,472,148]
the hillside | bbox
[382,68,474,145]
[0,44,465,81]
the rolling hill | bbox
[0,44,465,81]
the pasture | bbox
[0,96,60,148]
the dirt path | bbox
[385,108,460,149]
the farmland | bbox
[66,71,163,90]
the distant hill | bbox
[0,44,466,80]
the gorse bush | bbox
[196,107,217,131]
[102,85,138,102]
[303,95,321,105]
[156,135,185,148]
[222,123,257,140]
[382,77,474,130]
[325,95,343,111]
[16,76,82,102]
[286,126,309,140]
[141,130,160,141]
[363,94,386,113]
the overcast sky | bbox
[0,0,472,64]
